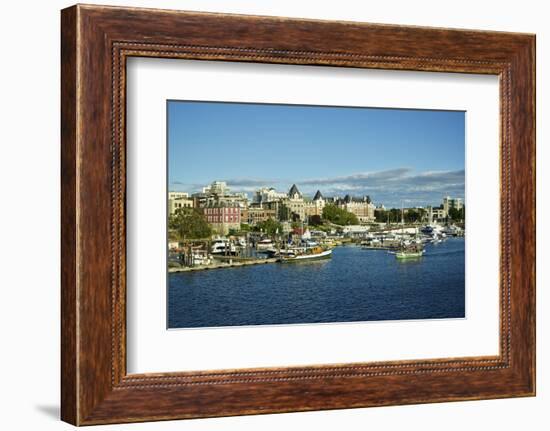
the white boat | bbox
[278,246,332,263]
[211,240,237,255]
[256,238,274,251]
[191,251,211,266]
[361,238,381,247]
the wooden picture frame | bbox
[61,4,535,425]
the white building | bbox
[202,181,229,196]
[287,184,306,221]
[337,195,375,223]
[168,191,189,200]
[443,196,463,213]
[305,190,326,218]
[168,192,194,215]
[254,187,287,204]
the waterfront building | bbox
[245,204,277,226]
[202,181,229,196]
[217,193,249,209]
[443,196,463,213]
[430,207,447,221]
[201,201,241,235]
[168,191,194,215]
[305,190,326,218]
[286,184,306,221]
[342,225,371,238]
[335,195,375,223]
[193,180,249,213]
[168,191,189,200]
[426,197,463,223]
[254,187,288,204]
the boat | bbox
[211,240,237,255]
[256,238,275,251]
[190,249,212,266]
[235,237,247,247]
[442,225,462,236]
[395,249,424,259]
[277,246,332,263]
[361,238,381,247]
[420,225,434,234]
[395,203,424,259]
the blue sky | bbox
[168,101,465,208]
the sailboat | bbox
[277,218,332,262]
[395,203,424,259]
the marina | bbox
[166,101,467,330]
[168,220,462,272]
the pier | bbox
[169,256,278,273]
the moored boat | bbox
[395,203,424,259]
[277,246,332,263]
[256,238,275,251]
[211,239,237,255]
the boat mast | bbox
[401,201,405,249]
[401,201,405,238]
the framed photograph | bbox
[61,4,536,425]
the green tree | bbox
[256,218,283,236]
[405,209,421,223]
[448,207,464,221]
[169,207,212,240]
[277,203,291,222]
[322,204,359,226]
[309,214,323,226]
[375,209,387,223]
[389,208,401,223]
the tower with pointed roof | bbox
[287,184,305,221]
[306,189,326,219]
[288,184,302,200]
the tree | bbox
[309,214,323,226]
[169,207,212,240]
[389,208,402,223]
[322,204,359,225]
[375,209,387,223]
[405,209,421,223]
[277,203,291,222]
[256,218,282,236]
[448,207,464,221]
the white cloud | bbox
[170,168,465,207]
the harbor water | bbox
[168,237,465,329]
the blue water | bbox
[168,237,465,328]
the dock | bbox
[360,245,395,250]
[169,256,278,273]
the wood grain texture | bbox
[60,4,536,425]
[60,5,78,425]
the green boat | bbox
[395,203,424,260]
[395,249,423,259]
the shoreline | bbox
[169,257,278,273]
